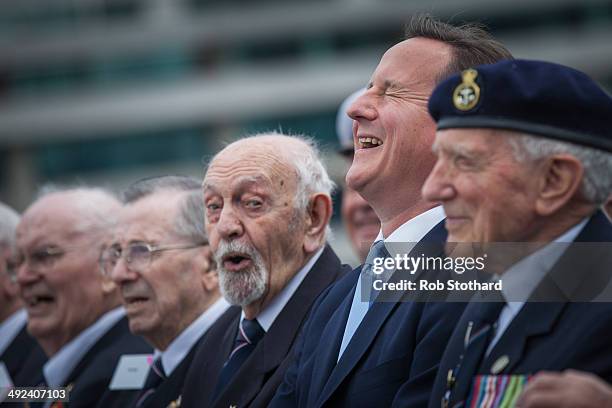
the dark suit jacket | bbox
[428,211,612,408]
[181,245,348,408]
[99,328,212,408]
[270,221,468,408]
[0,324,45,384]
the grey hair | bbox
[507,133,612,204]
[36,186,121,237]
[0,202,20,250]
[123,175,207,244]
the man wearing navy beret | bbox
[421,59,612,408]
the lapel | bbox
[481,302,565,374]
[317,220,447,407]
[212,245,344,408]
[307,270,359,404]
[481,211,612,374]
[63,317,129,386]
[142,335,203,408]
[197,309,240,404]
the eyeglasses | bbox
[99,242,206,276]
[12,244,91,276]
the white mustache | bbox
[215,240,259,267]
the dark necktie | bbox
[135,357,166,407]
[443,293,506,408]
[212,318,265,400]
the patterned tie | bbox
[443,294,506,408]
[135,357,166,407]
[362,240,391,307]
[212,318,265,400]
[337,240,390,360]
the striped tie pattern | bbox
[212,318,265,400]
[135,357,166,407]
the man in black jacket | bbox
[180,132,348,408]
[0,201,45,388]
[14,188,151,407]
[101,176,230,408]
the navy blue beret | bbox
[428,59,612,152]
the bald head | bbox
[16,187,122,355]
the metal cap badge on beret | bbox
[428,59,612,152]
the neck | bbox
[149,292,221,351]
[242,249,315,320]
[380,200,436,237]
[39,307,113,356]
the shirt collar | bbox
[242,246,325,332]
[500,217,589,303]
[155,297,230,375]
[373,206,445,257]
[0,308,27,356]
[43,307,125,387]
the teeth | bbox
[358,137,383,147]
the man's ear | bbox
[303,193,333,253]
[198,246,219,292]
[535,154,584,216]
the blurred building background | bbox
[1,0,611,263]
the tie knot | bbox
[239,318,265,345]
[365,240,389,266]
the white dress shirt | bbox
[487,218,589,354]
[0,309,27,357]
[338,206,445,361]
[154,297,230,376]
[241,246,324,332]
[43,307,125,388]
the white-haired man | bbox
[423,59,612,407]
[0,201,45,387]
[180,133,348,408]
[15,188,151,407]
[101,176,229,408]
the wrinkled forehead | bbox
[204,144,298,194]
[17,200,88,248]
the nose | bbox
[110,256,138,285]
[216,207,244,241]
[422,160,456,204]
[16,260,39,287]
[347,90,377,122]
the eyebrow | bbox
[433,140,479,158]
[203,175,271,194]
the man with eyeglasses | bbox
[14,188,151,407]
[0,201,45,391]
[180,133,349,408]
[100,176,230,408]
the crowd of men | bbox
[1,13,612,408]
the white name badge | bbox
[109,354,153,390]
[0,362,13,402]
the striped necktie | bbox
[212,318,265,400]
[135,357,166,407]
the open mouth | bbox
[222,252,253,272]
[358,136,383,149]
[124,296,149,306]
[24,294,55,312]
